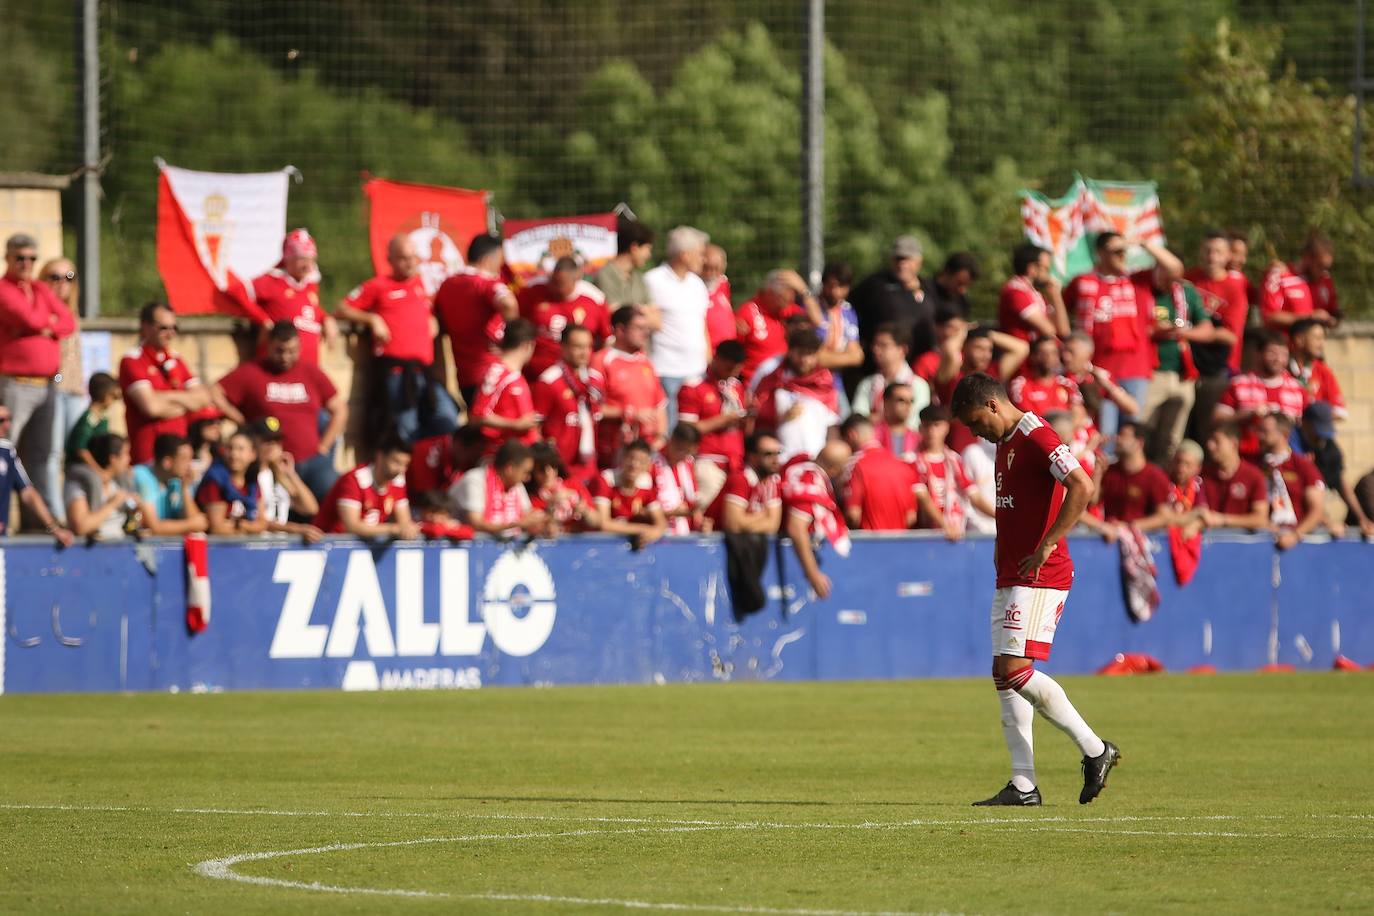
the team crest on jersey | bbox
[1006,449,1016,468]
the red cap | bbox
[283,228,317,260]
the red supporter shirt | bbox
[1304,268,1338,316]
[591,347,667,466]
[677,373,747,470]
[433,267,513,388]
[1098,461,1172,523]
[532,363,605,475]
[912,447,973,526]
[1201,462,1268,518]
[705,276,737,351]
[516,279,609,379]
[407,434,480,496]
[1263,450,1325,528]
[314,463,408,533]
[1184,268,1249,373]
[1290,358,1346,418]
[1260,265,1315,326]
[705,466,781,530]
[590,469,660,522]
[119,345,200,464]
[912,350,941,387]
[252,270,325,364]
[998,276,1050,342]
[993,412,1081,590]
[1218,372,1308,457]
[735,296,802,385]
[0,276,75,377]
[470,361,539,455]
[530,477,596,531]
[1007,372,1082,417]
[1066,269,1156,380]
[842,442,917,532]
[652,450,699,534]
[342,273,434,365]
[780,454,849,548]
[216,358,336,462]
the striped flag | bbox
[1020,174,1166,282]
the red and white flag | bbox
[363,177,489,296]
[501,212,618,288]
[156,162,291,321]
[184,532,211,634]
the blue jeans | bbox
[659,375,687,432]
[386,372,460,445]
[296,452,340,504]
[1097,376,1149,457]
[46,390,87,522]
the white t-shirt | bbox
[960,439,997,535]
[643,263,709,379]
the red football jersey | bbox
[1218,372,1309,457]
[216,357,336,462]
[1201,462,1268,517]
[1290,358,1346,418]
[433,267,513,388]
[341,274,434,365]
[532,363,604,473]
[912,447,973,525]
[993,412,1082,589]
[119,344,200,464]
[998,276,1050,342]
[652,450,699,534]
[1260,265,1314,326]
[1007,373,1082,417]
[517,279,609,379]
[1184,268,1249,373]
[1065,269,1155,380]
[734,296,802,385]
[780,454,849,549]
[314,463,408,533]
[678,374,747,470]
[470,361,539,455]
[1098,461,1172,523]
[590,469,660,522]
[1304,268,1338,315]
[842,443,917,532]
[591,347,667,466]
[705,466,781,530]
[530,477,595,531]
[252,269,325,364]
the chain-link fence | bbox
[3,0,1366,316]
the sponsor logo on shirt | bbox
[266,381,310,404]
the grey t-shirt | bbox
[64,464,131,541]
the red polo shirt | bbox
[470,361,539,455]
[517,279,610,380]
[252,269,325,364]
[677,373,747,470]
[842,442,917,531]
[1098,461,1172,523]
[735,295,802,385]
[1201,461,1268,518]
[342,273,434,365]
[434,267,513,388]
[119,344,200,464]
[0,276,75,377]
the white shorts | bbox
[990,586,1070,661]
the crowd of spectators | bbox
[3,218,1372,585]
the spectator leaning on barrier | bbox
[119,302,212,465]
[699,243,737,353]
[839,413,918,533]
[527,441,599,536]
[643,226,712,419]
[64,432,137,541]
[517,255,610,380]
[412,489,476,542]
[911,404,995,540]
[923,251,979,321]
[65,371,119,473]
[589,218,654,309]
[781,439,852,599]
[214,321,347,501]
[812,261,863,415]
[0,403,73,544]
[195,429,269,535]
[677,339,749,473]
[432,232,519,406]
[592,305,668,467]
[250,228,336,365]
[248,418,323,542]
[705,432,783,535]
[1199,421,1270,531]
[590,438,667,547]
[653,423,702,535]
[1,233,77,520]
[132,433,208,536]
[1164,439,1206,541]
[314,431,419,540]
[469,318,541,456]
[337,233,458,445]
[1292,401,1374,539]
[450,439,544,538]
[408,424,484,499]
[851,235,933,369]
[1093,421,1174,539]
[532,323,604,482]
[1257,412,1325,550]
[999,244,1070,343]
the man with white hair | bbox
[643,226,711,425]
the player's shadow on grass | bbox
[365,794,927,807]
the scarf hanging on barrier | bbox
[1118,524,1160,623]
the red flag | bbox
[184,532,211,634]
[363,177,489,296]
[156,164,285,322]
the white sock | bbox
[1010,668,1106,759]
[996,687,1037,792]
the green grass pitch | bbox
[1,673,1371,914]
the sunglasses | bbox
[11,254,37,263]
[45,271,76,282]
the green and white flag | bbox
[1020,174,1165,282]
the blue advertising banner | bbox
[0,533,1369,694]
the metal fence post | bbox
[78,0,101,317]
[802,0,824,289]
